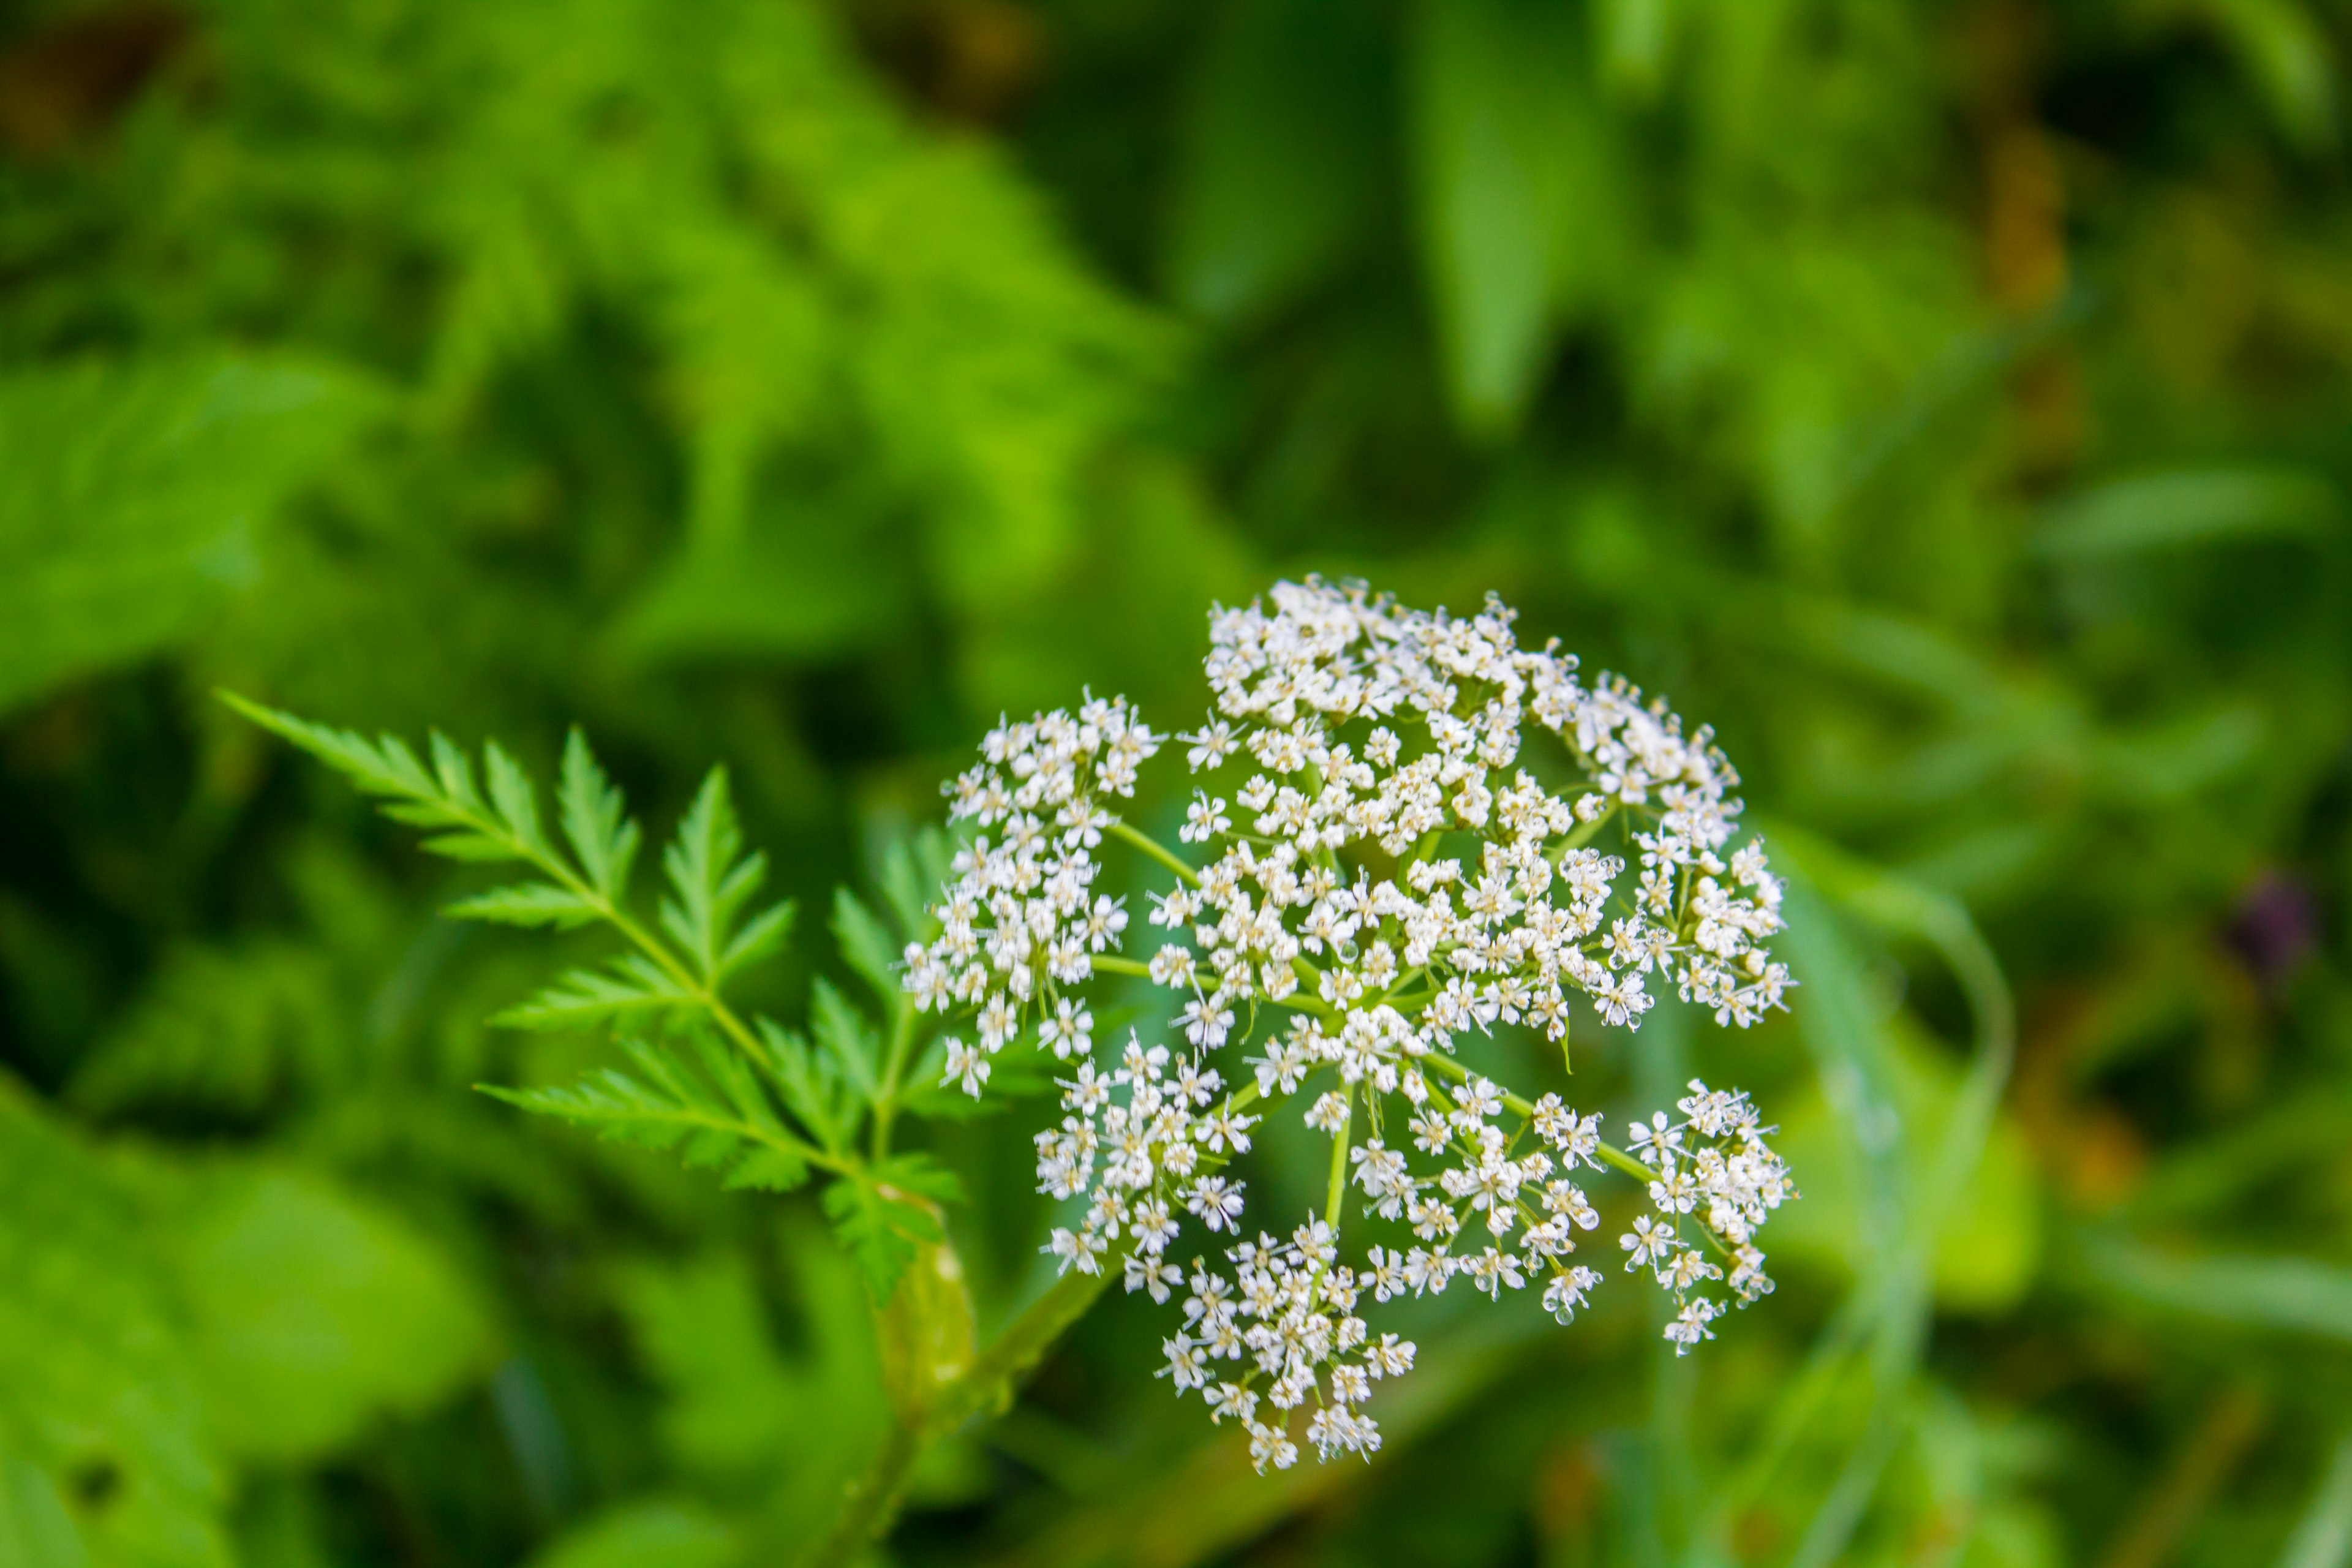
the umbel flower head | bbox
[906,579,1796,1470]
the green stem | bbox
[870,996,919,1160]
[1555,805,1617,853]
[1091,954,1152,979]
[1325,1085,1353,1229]
[1108,820,1200,888]
[807,1417,922,1568]
[927,1262,1120,1433]
[806,1262,1120,1567]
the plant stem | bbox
[807,1261,1120,1567]
[1108,820,1200,888]
[1325,1086,1352,1228]
[870,995,918,1160]
[927,1262,1118,1433]
[807,1415,922,1568]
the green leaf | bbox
[525,1502,740,1568]
[752,1020,844,1154]
[145,1166,493,1465]
[659,769,768,986]
[820,1155,963,1302]
[558,729,642,902]
[822,1179,936,1303]
[870,1152,965,1208]
[877,829,949,948]
[222,697,527,865]
[480,1038,815,1192]
[603,1228,886,1536]
[443,883,599,929]
[484,742,555,861]
[0,1084,231,1568]
[718,900,795,986]
[2074,1233,2352,1344]
[0,356,379,717]
[809,979,881,1104]
[2277,1433,2352,1568]
[428,732,488,819]
[493,957,698,1030]
[830,890,900,1008]
[2036,466,2340,559]
[1407,0,1609,437]
[1164,0,1387,323]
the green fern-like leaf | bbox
[480,1036,814,1193]
[443,882,600,928]
[658,769,791,986]
[830,889,900,1008]
[821,1155,964,1300]
[809,978,881,1106]
[558,728,642,901]
[492,957,698,1031]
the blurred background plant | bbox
[3,0,2351,1564]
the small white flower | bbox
[1038,998,1094,1060]
[1542,1266,1602,1323]
[942,1038,990,1098]
[1305,1091,1351,1133]
[1620,1215,1678,1272]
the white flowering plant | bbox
[226,577,1796,1560]
[905,578,1797,1471]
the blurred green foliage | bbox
[3,0,2351,1564]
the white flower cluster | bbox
[1618,1080,1798,1354]
[1174,578,1791,1039]
[911,581,1800,1471]
[902,696,1158,1095]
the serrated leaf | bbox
[718,899,795,983]
[753,1019,844,1153]
[559,728,641,900]
[870,1152,965,1208]
[221,698,546,875]
[445,882,598,928]
[822,1177,941,1302]
[723,1148,817,1193]
[831,889,900,1006]
[480,1038,815,1193]
[660,769,765,984]
[810,979,880,1103]
[484,741,554,861]
[494,956,697,1030]
[429,731,487,817]
[221,697,456,827]
[419,831,528,863]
